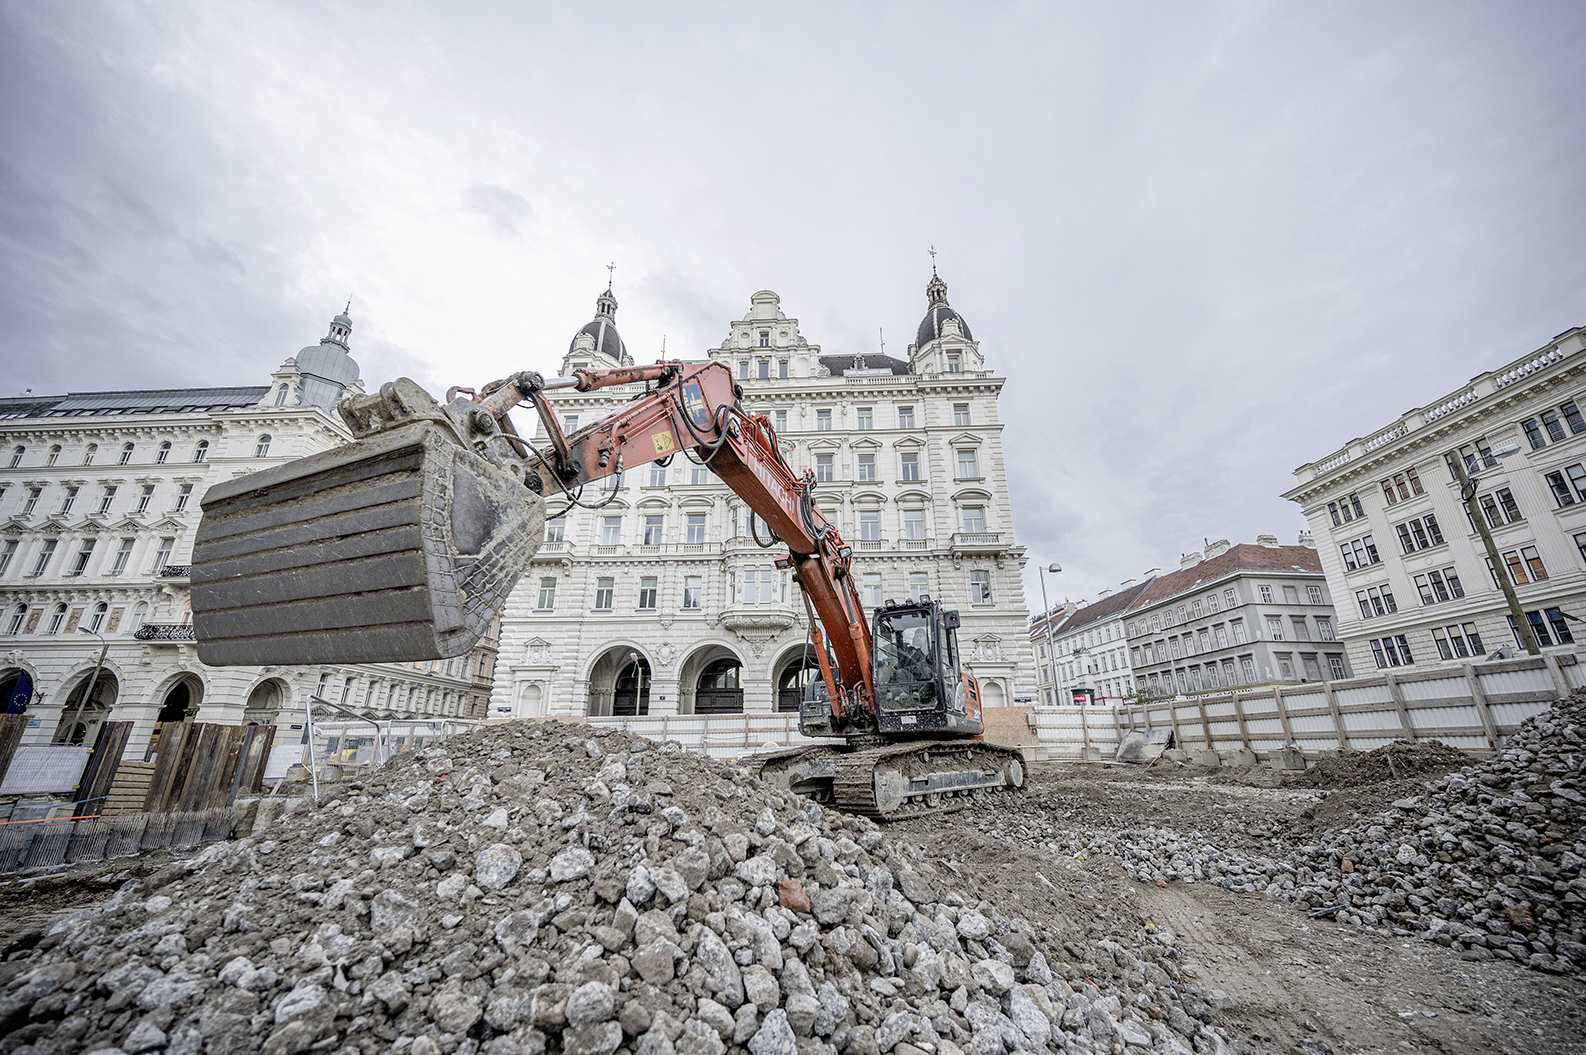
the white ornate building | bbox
[492,274,1037,720]
[1285,324,1586,674]
[0,311,496,760]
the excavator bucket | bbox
[190,419,544,666]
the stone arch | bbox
[770,643,821,713]
[586,644,652,717]
[981,679,1007,709]
[52,667,121,745]
[517,682,546,718]
[242,677,290,725]
[149,670,207,757]
[678,642,745,715]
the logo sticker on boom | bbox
[681,382,712,431]
[652,430,676,455]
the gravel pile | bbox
[961,692,1586,983]
[0,722,1238,1055]
[1286,740,1468,789]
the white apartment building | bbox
[1029,579,1154,706]
[1284,325,1586,675]
[493,274,1037,719]
[0,311,495,758]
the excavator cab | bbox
[870,598,983,737]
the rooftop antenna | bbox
[928,245,938,276]
[606,262,616,291]
[344,296,352,313]
[878,327,885,357]
[661,335,667,354]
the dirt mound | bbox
[1287,739,1469,788]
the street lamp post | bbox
[1037,563,1061,706]
[1449,446,1540,655]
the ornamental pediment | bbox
[808,437,841,452]
[947,432,983,447]
[849,437,883,451]
[891,436,925,449]
[111,517,145,530]
[148,517,187,531]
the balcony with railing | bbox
[135,623,195,642]
[950,531,1003,554]
[157,565,190,580]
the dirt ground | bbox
[890,763,1586,1055]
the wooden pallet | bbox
[102,761,155,815]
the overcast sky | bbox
[3,2,1585,614]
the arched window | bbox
[119,442,135,465]
[82,444,97,466]
[45,445,61,467]
[4,605,27,636]
[7,446,23,469]
[254,435,271,458]
[127,602,149,633]
[45,603,68,635]
[88,602,108,634]
[274,385,289,407]
[192,440,209,463]
[156,441,172,464]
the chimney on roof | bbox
[1203,539,1231,559]
[1097,588,1112,598]
[1256,534,1280,548]
[1143,569,1161,579]
[1120,578,1135,588]
[1180,552,1203,569]
[1298,529,1315,549]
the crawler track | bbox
[759,740,1024,820]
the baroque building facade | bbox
[492,275,1037,720]
[1029,578,1155,707]
[0,311,496,762]
[1284,325,1586,674]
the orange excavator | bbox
[190,359,1024,818]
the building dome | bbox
[569,288,629,364]
[915,272,972,347]
[296,309,361,411]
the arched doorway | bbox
[517,683,544,718]
[147,674,203,759]
[696,658,744,714]
[981,680,1006,709]
[586,647,651,717]
[0,669,33,714]
[52,670,119,745]
[774,649,820,713]
[242,679,286,725]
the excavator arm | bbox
[192,361,878,730]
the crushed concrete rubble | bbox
[0,723,1239,1055]
[959,691,1586,983]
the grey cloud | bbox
[463,183,535,239]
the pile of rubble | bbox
[1286,740,1468,789]
[0,723,1236,1055]
[964,693,1586,982]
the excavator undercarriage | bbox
[190,363,1024,821]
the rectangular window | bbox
[856,453,876,481]
[1547,608,1574,644]
[545,516,566,542]
[969,570,992,603]
[1231,619,1247,644]
[174,484,193,512]
[903,508,926,540]
[1316,617,1334,641]
[1497,488,1522,522]
[1214,624,1228,647]
[863,572,882,608]
[67,539,95,576]
[899,451,920,481]
[757,361,770,380]
[0,540,15,577]
[1259,584,1273,603]
[537,577,557,610]
[60,486,79,515]
[643,515,664,546]
[1266,616,1283,640]
[109,538,134,575]
[738,362,750,379]
[1522,545,1547,581]
[648,466,667,488]
[562,414,579,433]
[686,513,706,544]
[96,485,117,516]
[908,571,928,602]
[961,506,985,533]
[1207,594,1219,613]
[897,406,915,429]
[134,485,153,514]
[1240,656,1256,682]
[774,410,787,433]
[778,361,788,379]
[955,449,978,478]
[601,516,622,546]
[683,575,702,609]
[1543,409,1567,442]
[856,407,873,430]
[1502,549,1530,585]
[22,488,41,516]
[816,409,832,431]
[1290,617,1310,640]
[1307,586,1323,605]
[1523,417,1548,449]
[691,466,710,485]
[815,454,834,482]
[1224,588,1236,608]
[594,577,614,610]
[148,537,173,574]
[859,510,880,541]
[953,403,970,426]
[29,539,58,577]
